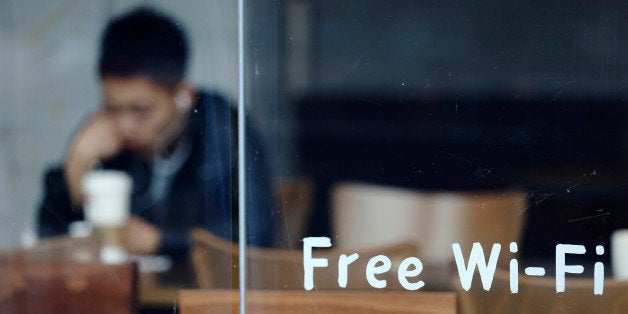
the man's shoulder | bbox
[193,89,236,128]
[196,89,234,111]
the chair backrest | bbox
[456,268,628,313]
[191,228,420,290]
[190,229,237,289]
[273,176,314,248]
[332,182,527,266]
[179,289,457,314]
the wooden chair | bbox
[191,228,420,290]
[178,289,457,314]
[273,176,314,248]
[456,268,628,314]
[332,182,527,266]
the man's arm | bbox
[243,118,276,247]
[228,103,275,247]
[37,113,124,238]
[197,94,275,248]
[37,167,83,238]
[64,113,124,205]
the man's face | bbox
[101,76,178,156]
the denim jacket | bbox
[37,90,275,259]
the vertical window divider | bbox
[237,0,247,313]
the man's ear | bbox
[174,83,194,112]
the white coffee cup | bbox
[611,229,628,280]
[81,170,132,264]
[81,170,132,227]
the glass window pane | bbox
[243,0,627,312]
[1,2,240,312]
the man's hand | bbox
[64,113,123,205]
[124,216,162,255]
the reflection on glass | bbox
[241,0,627,313]
[1,2,260,313]
[0,0,627,312]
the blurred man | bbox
[37,7,274,259]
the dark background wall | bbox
[276,0,628,265]
[303,0,626,96]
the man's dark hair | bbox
[98,7,188,87]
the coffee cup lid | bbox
[81,170,132,194]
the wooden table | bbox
[2,237,460,312]
[137,273,181,307]
[179,289,457,314]
[0,235,183,308]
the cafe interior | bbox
[1,0,627,313]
